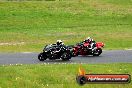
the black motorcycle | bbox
[38,44,72,61]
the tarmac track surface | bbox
[0,50,132,65]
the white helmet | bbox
[86,37,91,40]
[56,40,63,45]
[86,37,92,42]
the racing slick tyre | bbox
[93,48,102,56]
[61,52,71,61]
[38,53,47,61]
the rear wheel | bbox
[38,53,47,61]
[61,52,71,61]
[93,48,102,56]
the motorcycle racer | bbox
[91,39,96,52]
[38,40,72,61]
[72,37,104,56]
[83,37,96,53]
[56,40,66,52]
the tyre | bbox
[61,52,71,61]
[93,48,102,56]
[38,53,47,61]
[70,50,78,57]
[73,52,79,57]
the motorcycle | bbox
[38,44,72,61]
[72,41,104,56]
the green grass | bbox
[0,63,132,88]
[0,0,132,52]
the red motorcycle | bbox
[72,41,104,56]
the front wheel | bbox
[93,48,102,56]
[71,50,78,57]
[61,52,71,61]
[38,53,47,61]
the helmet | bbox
[86,37,91,42]
[86,37,91,40]
[56,40,63,45]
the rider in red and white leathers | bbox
[83,37,96,53]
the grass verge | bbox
[0,63,132,88]
[0,0,132,52]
